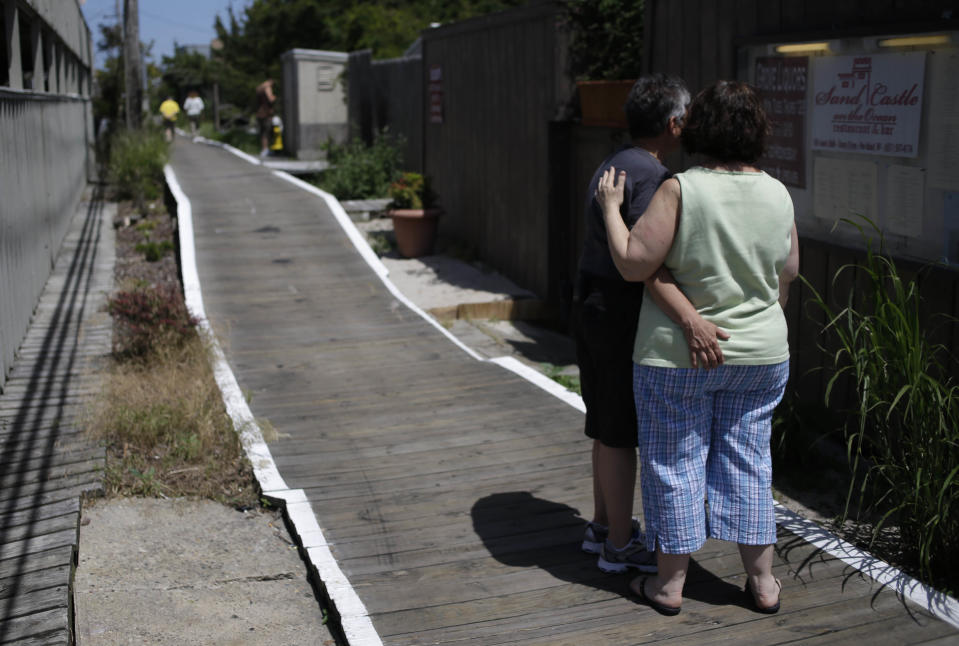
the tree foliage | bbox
[565,0,644,80]
[195,0,524,116]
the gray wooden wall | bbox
[348,50,424,172]
[0,0,92,389]
[422,1,574,299]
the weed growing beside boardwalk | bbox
[87,128,259,507]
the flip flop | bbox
[744,578,782,614]
[628,576,682,616]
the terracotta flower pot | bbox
[388,208,442,258]
[577,79,636,128]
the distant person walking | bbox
[159,96,180,142]
[255,79,277,159]
[183,90,204,135]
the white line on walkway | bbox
[184,137,959,633]
[163,163,384,646]
[774,503,959,629]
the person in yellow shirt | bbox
[159,96,180,142]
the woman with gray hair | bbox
[597,80,799,615]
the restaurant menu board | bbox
[811,52,926,157]
[755,56,808,188]
[813,157,878,223]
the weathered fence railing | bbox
[0,0,93,391]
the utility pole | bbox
[123,0,142,128]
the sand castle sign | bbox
[811,52,925,157]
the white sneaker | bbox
[581,518,642,555]
[598,536,658,574]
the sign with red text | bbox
[429,65,443,124]
[755,56,808,187]
[811,53,925,157]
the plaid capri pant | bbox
[633,361,789,554]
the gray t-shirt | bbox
[577,146,670,281]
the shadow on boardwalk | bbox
[169,138,957,646]
[0,191,112,645]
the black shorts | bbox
[572,273,644,448]
[257,116,271,139]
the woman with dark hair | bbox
[596,80,799,615]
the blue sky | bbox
[79,0,253,69]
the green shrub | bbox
[135,240,174,262]
[108,128,168,214]
[108,284,197,358]
[388,172,437,209]
[805,217,959,591]
[318,129,404,200]
[200,122,260,156]
[542,363,581,396]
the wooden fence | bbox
[347,50,423,172]
[421,1,574,299]
[0,0,93,390]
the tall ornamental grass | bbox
[805,218,959,591]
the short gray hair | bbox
[624,74,690,139]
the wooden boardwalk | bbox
[171,140,958,645]
[0,194,113,645]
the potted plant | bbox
[387,172,442,258]
[565,0,645,128]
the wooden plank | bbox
[0,608,69,644]
[0,585,68,622]
[0,565,71,601]
[0,475,101,507]
[698,0,720,88]
[0,457,104,490]
[0,546,74,581]
[0,499,79,531]
[682,0,701,92]
[791,612,958,644]
[0,447,102,478]
[0,514,78,549]
[0,528,78,563]
[3,630,71,646]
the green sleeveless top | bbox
[633,167,793,368]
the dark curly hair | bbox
[681,81,770,163]
[624,74,690,140]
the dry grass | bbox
[87,331,259,507]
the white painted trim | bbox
[774,503,959,629]
[487,356,586,413]
[163,164,384,646]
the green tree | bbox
[565,0,645,80]
[154,48,214,115]
[204,0,525,114]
